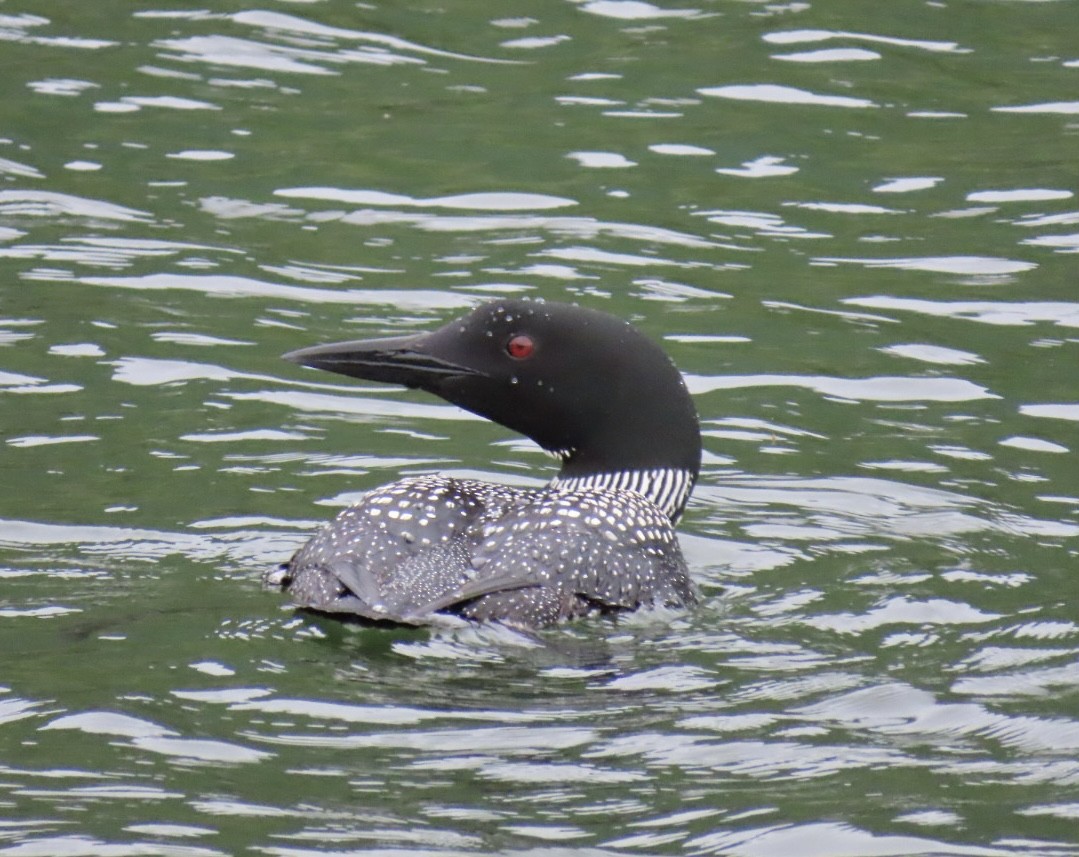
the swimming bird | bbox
[270,298,701,628]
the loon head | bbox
[284,299,702,512]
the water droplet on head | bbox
[509,376,519,385]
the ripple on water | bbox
[74,272,476,308]
[844,296,1079,328]
[248,724,598,753]
[688,373,998,402]
[41,710,271,764]
[699,83,878,109]
[687,821,1017,857]
[276,188,577,210]
[761,28,965,54]
[149,8,520,77]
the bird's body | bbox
[270,299,701,628]
[282,475,694,627]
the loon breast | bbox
[269,298,702,629]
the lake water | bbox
[1,2,1078,854]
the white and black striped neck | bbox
[550,467,696,523]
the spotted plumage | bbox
[269,298,702,628]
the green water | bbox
[1,1,1078,854]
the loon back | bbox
[271,298,702,628]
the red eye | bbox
[505,334,535,360]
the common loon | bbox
[270,298,701,628]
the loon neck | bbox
[542,369,702,523]
[551,466,696,523]
[540,366,702,524]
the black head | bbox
[284,299,701,485]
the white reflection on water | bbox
[575,1,703,21]
[7,434,98,448]
[79,273,475,308]
[687,373,997,402]
[798,683,1079,754]
[999,436,1068,454]
[542,245,701,267]
[845,296,1079,327]
[1022,232,1079,252]
[95,95,220,113]
[879,343,984,365]
[125,823,216,839]
[992,100,1079,115]
[0,369,48,386]
[276,188,577,210]
[592,732,908,780]
[0,517,298,565]
[48,343,105,357]
[761,28,965,54]
[607,664,716,692]
[222,695,548,725]
[151,332,254,347]
[1021,404,1079,422]
[650,143,714,156]
[153,9,520,77]
[503,35,572,50]
[227,389,475,422]
[715,156,799,178]
[872,176,944,193]
[42,711,270,763]
[111,357,241,386]
[231,10,515,64]
[805,596,999,633]
[790,201,902,215]
[234,190,728,250]
[816,255,1036,275]
[250,725,597,752]
[133,737,270,764]
[166,149,234,161]
[0,12,116,50]
[688,820,1015,857]
[773,47,881,62]
[0,696,44,726]
[697,208,828,238]
[180,430,308,444]
[699,84,878,110]
[43,711,176,738]
[404,214,723,248]
[0,190,151,222]
[26,77,100,97]
[10,833,213,857]
[954,661,1079,700]
[158,35,340,76]
[0,156,44,179]
[566,151,638,168]
[0,600,78,613]
[967,188,1072,203]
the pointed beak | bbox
[283,332,483,389]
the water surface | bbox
[1,2,1078,855]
